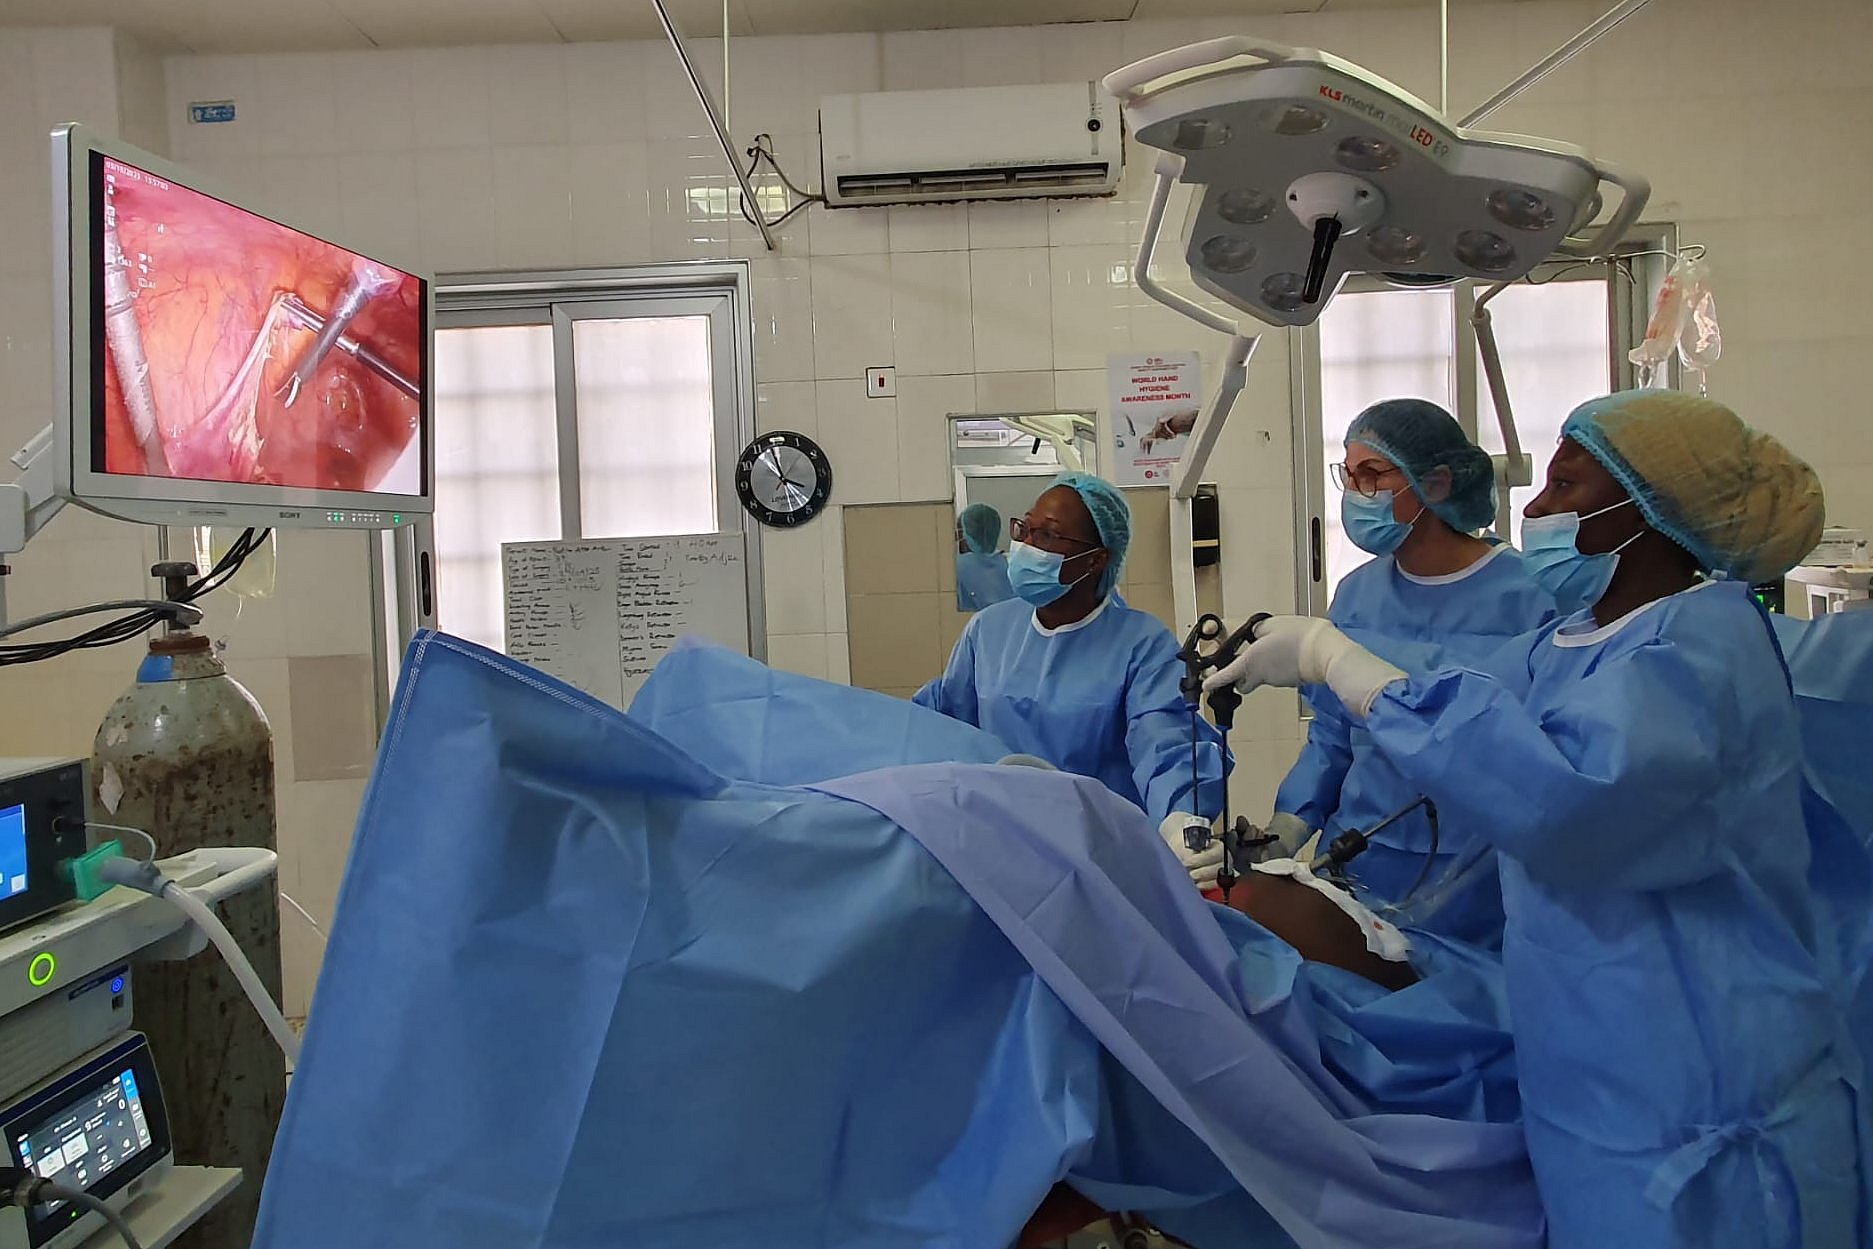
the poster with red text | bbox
[1107,352,1200,488]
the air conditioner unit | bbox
[819,82,1122,208]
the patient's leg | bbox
[1226,875,1418,991]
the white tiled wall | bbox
[2,0,1869,1010]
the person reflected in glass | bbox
[954,502,1015,612]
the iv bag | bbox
[1677,258,1721,379]
[192,526,277,600]
[1628,253,1721,391]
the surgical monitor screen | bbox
[90,151,427,497]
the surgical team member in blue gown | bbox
[1272,400,1554,942]
[954,502,1015,611]
[1210,390,1872,1249]
[915,473,1231,886]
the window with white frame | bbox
[427,273,751,652]
[1296,260,1644,610]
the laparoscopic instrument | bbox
[1177,614,1442,903]
[273,262,400,409]
[1175,612,1276,900]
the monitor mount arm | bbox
[0,423,69,629]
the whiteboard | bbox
[500,533,751,709]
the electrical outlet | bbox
[865,366,896,398]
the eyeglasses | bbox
[1011,517,1099,551]
[1331,461,1407,498]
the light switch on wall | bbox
[865,366,896,398]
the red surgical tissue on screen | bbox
[98,156,423,495]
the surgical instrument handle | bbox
[1309,795,1437,875]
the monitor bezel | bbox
[50,122,434,529]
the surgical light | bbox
[1104,37,1649,328]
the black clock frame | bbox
[735,430,833,528]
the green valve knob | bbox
[64,840,126,902]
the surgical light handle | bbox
[1553,161,1650,259]
[1102,35,1297,102]
[1135,157,1244,340]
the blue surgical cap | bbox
[1051,472,1131,598]
[1345,398,1498,533]
[1562,390,1825,583]
[958,503,1001,555]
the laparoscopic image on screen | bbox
[95,154,425,496]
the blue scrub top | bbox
[1277,545,1555,942]
[914,596,1229,824]
[955,551,1014,611]
[1365,582,1871,1249]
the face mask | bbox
[1006,541,1094,607]
[1341,489,1424,556]
[1520,499,1642,613]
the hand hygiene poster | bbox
[1108,352,1201,487]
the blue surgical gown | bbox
[1362,581,1871,1249]
[956,551,1014,611]
[1277,545,1554,943]
[914,595,1228,824]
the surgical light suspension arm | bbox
[1460,0,1655,127]
[653,0,776,253]
[1470,281,1532,533]
[1134,155,1261,627]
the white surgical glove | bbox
[1158,812,1224,888]
[1243,811,1310,864]
[1202,616,1406,719]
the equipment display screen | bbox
[2,1036,169,1247]
[15,1068,154,1214]
[0,804,24,899]
[90,151,427,497]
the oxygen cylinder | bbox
[89,562,285,1249]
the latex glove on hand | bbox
[1242,811,1311,865]
[1158,812,1225,889]
[1202,616,1406,719]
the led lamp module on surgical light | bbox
[1104,38,1650,328]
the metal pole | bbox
[1460,0,1655,127]
[1440,0,1449,114]
[652,0,775,252]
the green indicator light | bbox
[28,951,56,987]
[392,514,401,524]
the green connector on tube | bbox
[66,841,125,901]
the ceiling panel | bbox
[329,0,563,47]
[0,0,123,24]
[740,0,904,36]
[0,0,1470,54]
[938,0,1135,28]
[537,0,757,42]
[1131,0,1323,16]
[152,0,373,53]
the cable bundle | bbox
[0,527,272,666]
